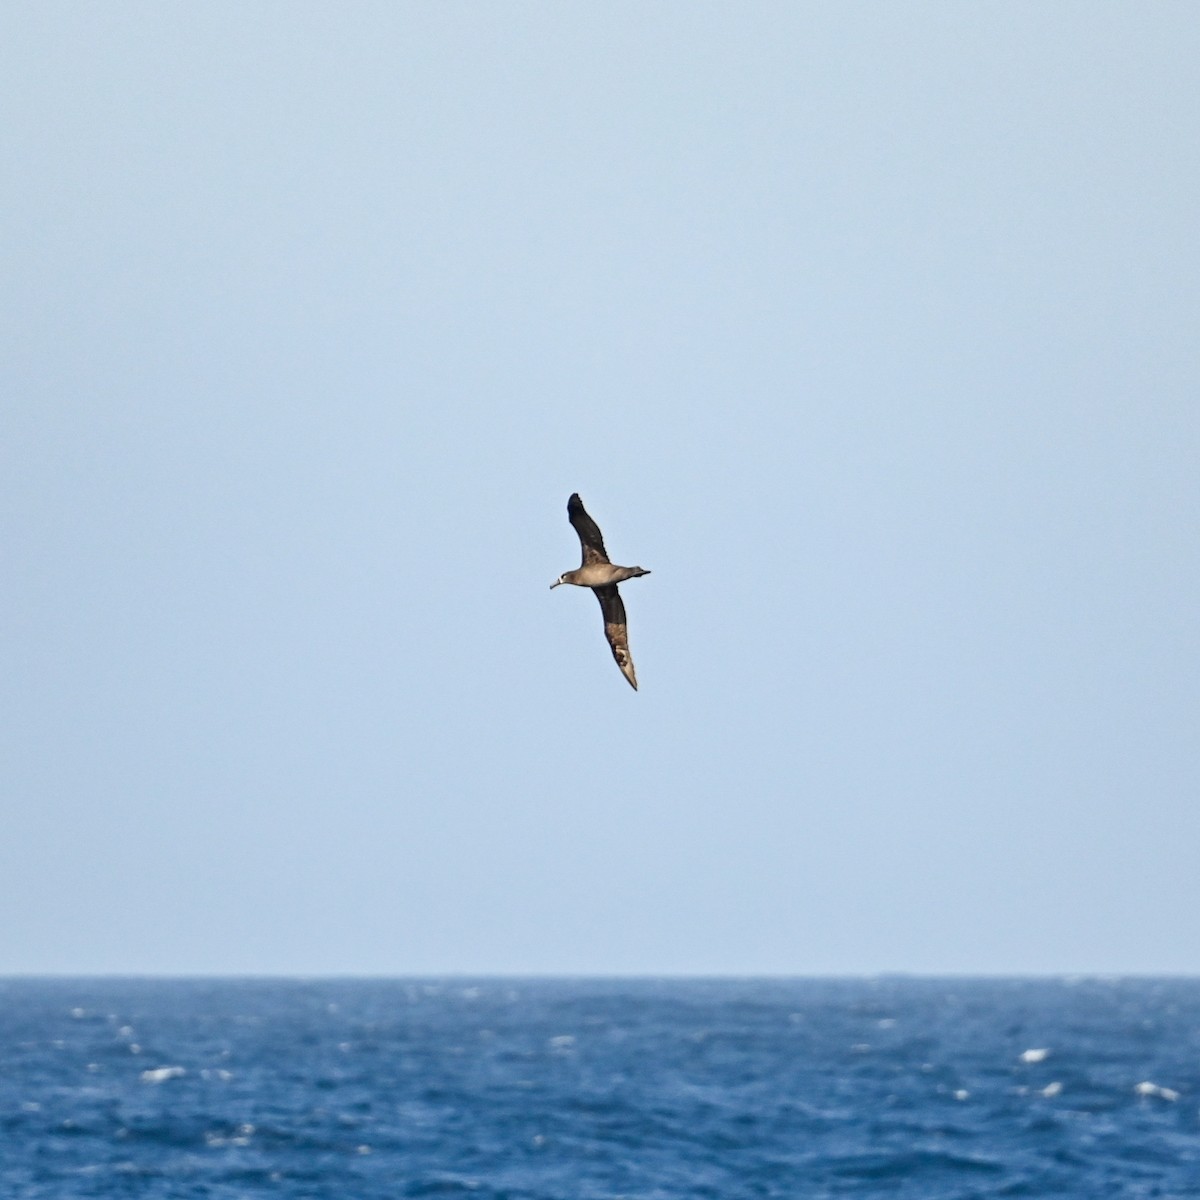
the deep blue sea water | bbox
[2,977,1199,1198]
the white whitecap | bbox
[1019,1048,1050,1064]
[1041,1081,1063,1097]
[1135,1081,1179,1101]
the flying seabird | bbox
[551,493,651,690]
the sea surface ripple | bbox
[2,977,1199,1198]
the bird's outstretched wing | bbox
[568,493,610,566]
[594,584,638,690]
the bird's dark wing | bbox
[594,584,638,690]
[567,493,610,567]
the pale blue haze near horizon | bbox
[2,3,1197,976]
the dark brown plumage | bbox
[551,493,651,690]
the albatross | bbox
[551,493,651,690]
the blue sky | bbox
[3,3,1198,975]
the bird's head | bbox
[550,574,567,589]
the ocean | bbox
[2,977,1198,1198]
